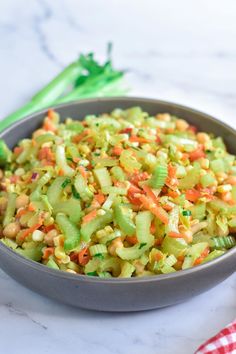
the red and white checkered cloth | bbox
[195,321,236,354]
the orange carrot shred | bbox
[82,210,97,224]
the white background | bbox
[0,1,235,353]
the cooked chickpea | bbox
[196,132,210,144]
[32,129,46,139]
[108,237,123,256]
[156,113,171,122]
[3,222,20,239]
[216,172,227,183]
[175,119,189,131]
[226,176,236,185]
[16,194,29,209]
[44,229,58,246]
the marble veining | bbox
[0,0,236,353]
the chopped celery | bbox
[102,186,127,195]
[56,213,80,251]
[190,203,206,221]
[74,174,93,202]
[200,173,216,188]
[47,176,67,205]
[120,150,141,173]
[179,166,200,189]
[66,121,84,133]
[210,159,225,173]
[136,211,153,244]
[0,139,12,166]
[162,236,187,258]
[56,145,75,176]
[0,238,18,250]
[81,211,113,241]
[93,167,112,188]
[53,199,81,223]
[148,165,168,189]
[98,257,121,276]
[89,244,107,256]
[16,245,43,261]
[110,166,126,181]
[35,133,56,146]
[167,206,179,234]
[46,257,60,270]
[209,236,236,250]
[119,261,135,277]
[164,135,198,151]
[114,204,136,236]
[182,242,208,269]
[116,241,153,261]
[202,250,225,263]
[3,193,17,227]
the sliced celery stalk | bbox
[56,213,80,251]
[162,236,187,258]
[114,204,136,236]
[80,211,113,241]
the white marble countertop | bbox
[0,0,236,353]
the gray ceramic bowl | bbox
[0,97,235,312]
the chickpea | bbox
[3,222,20,239]
[226,176,236,185]
[44,229,58,246]
[156,113,171,122]
[32,129,46,139]
[216,172,227,183]
[175,119,189,132]
[16,194,29,209]
[108,237,123,256]
[196,132,210,144]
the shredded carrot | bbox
[16,208,28,218]
[150,221,156,234]
[142,185,159,205]
[82,209,97,224]
[167,189,180,198]
[58,168,64,176]
[126,236,138,245]
[78,247,90,266]
[42,247,54,260]
[129,172,149,186]
[162,204,173,211]
[168,231,185,238]
[78,165,88,180]
[189,147,205,162]
[129,136,151,143]
[47,109,56,120]
[194,247,210,266]
[13,146,23,155]
[112,146,123,156]
[19,222,42,241]
[43,117,56,132]
[94,192,105,205]
[127,184,143,205]
[154,251,164,261]
[72,129,90,143]
[185,189,201,202]
[28,203,36,212]
[43,224,56,233]
[138,195,169,224]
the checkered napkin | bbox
[195,321,236,353]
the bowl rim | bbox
[0,96,236,284]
